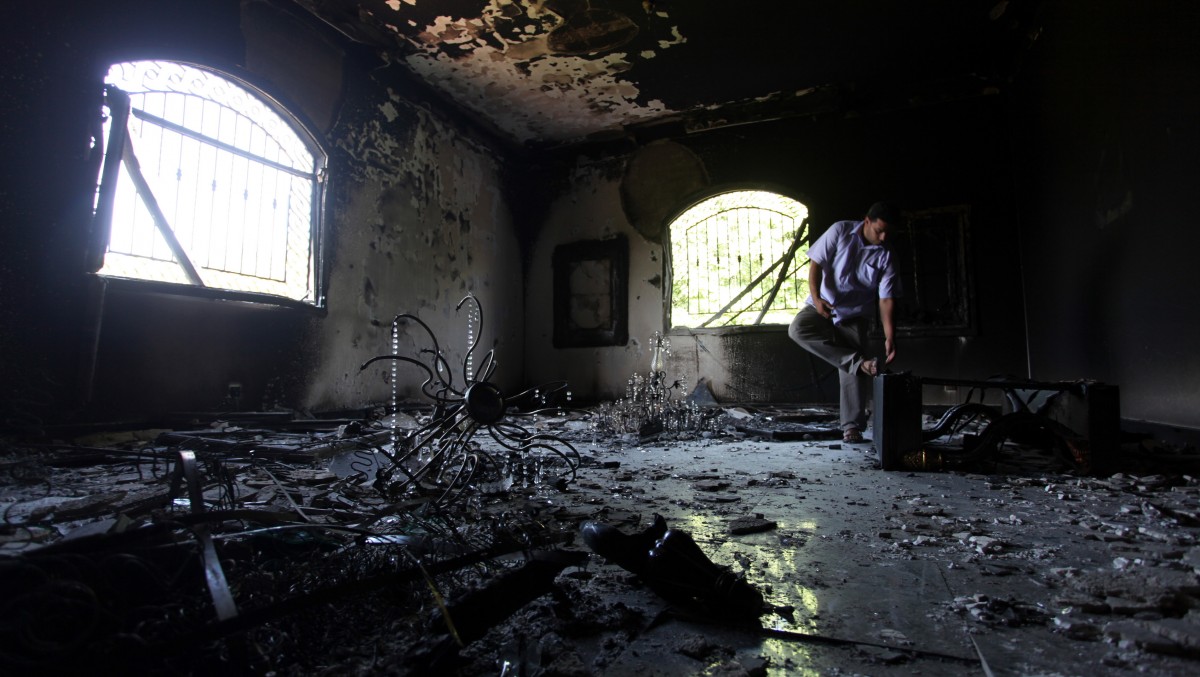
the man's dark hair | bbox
[866,201,901,225]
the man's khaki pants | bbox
[788,305,872,432]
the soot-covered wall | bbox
[524,96,1028,405]
[1011,2,1200,431]
[0,0,522,425]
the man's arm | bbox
[809,260,833,318]
[879,297,896,364]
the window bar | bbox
[725,280,780,325]
[256,159,269,279]
[88,86,132,273]
[237,156,250,276]
[82,108,107,266]
[265,170,277,280]
[209,105,225,272]
[236,119,252,277]
[173,111,187,255]
[699,254,785,328]
[309,167,325,300]
[694,227,704,315]
[220,129,236,275]
[753,219,808,325]
[741,208,751,297]
[154,106,167,232]
[131,108,315,180]
[211,149,226,273]
[285,191,295,281]
[700,217,710,313]
[720,212,731,310]
[119,134,205,286]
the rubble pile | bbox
[1,405,1199,675]
[0,412,598,675]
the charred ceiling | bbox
[287,0,1041,149]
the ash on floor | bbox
[2,408,1199,676]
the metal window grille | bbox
[94,61,322,303]
[670,192,810,328]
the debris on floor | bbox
[1,400,1199,675]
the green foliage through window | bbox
[669,191,809,328]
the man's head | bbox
[862,201,900,245]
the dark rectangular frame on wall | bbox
[553,235,629,348]
[878,204,977,337]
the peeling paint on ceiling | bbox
[406,50,670,145]
[293,0,1042,148]
[381,0,686,145]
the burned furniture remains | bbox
[359,294,581,508]
[873,373,1120,474]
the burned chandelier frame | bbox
[360,294,580,507]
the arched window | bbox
[669,190,810,328]
[89,61,325,305]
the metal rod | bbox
[918,376,1083,391]
[754,218,808,325]
[700,255,785,327]
[120,134,205,286]
[131,107,315,179]
[87,87,131,273]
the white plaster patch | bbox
[379,101,400,123]
[658,25,686,49]
[406,46,672,143]
[396,3,686,144]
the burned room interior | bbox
[3,0,1200,674]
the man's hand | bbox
[813,297,835,319]
[879,297,897,364]
[808,261,834,319]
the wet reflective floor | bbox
[7,418,1197,675]
[537,434,1200,676]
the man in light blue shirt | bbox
[788,202,902,443]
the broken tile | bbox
[1104,619,1190,656]
[1053,616,1103,640]
[729,516,777,535]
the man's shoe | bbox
[843,428,864,443]
[580,513,668,574]
[580,516,766,619]
[645,528,766,618]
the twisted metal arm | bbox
[360,296,579,509]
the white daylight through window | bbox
[669,190,810,328]
[94,61,324,303]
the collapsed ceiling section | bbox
[291,0,1036,148]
